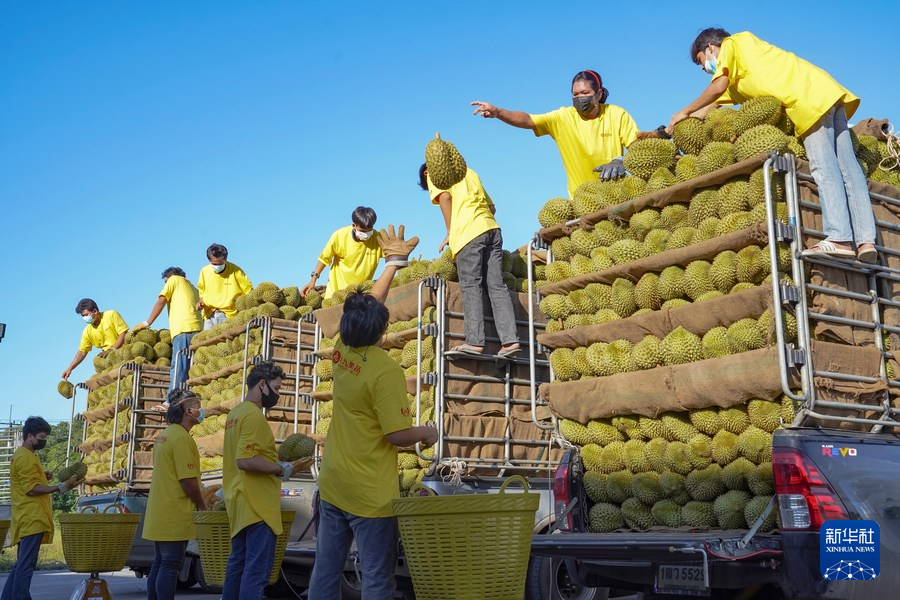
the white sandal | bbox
[801,241,855,260]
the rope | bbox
[551,430,575,450]
[878,123,900,172]
[437,458,467,488]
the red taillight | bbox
[772,447,847,530]
[553,460,572,531]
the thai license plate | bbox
[655,563,710,595]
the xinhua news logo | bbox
[820,520,880,580]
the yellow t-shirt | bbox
[197,262,253,318]
[317,339,413,518]
[9,446,53,545]
[79,309,128,353]
[159,275,203,338]
[427,168,498,258]
[143,424,201,541]
[531,104,639,198]
[713,31,859,137]
[223,401,283,537]
[317,226,384,299]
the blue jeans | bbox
[307,499,399,600]
[222,520,277,600]
[170,331,197,391]
[203,310,228,331]
[803,102,877,246]
[1,532,43,600]
[146,540,187,600]
[454,228,519,348]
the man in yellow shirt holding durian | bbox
[668,28,877,263]
[61,298,129,380]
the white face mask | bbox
[703,49,717,75]
[211,263,226,273]
[354,229,373,241]
[82,313,95,324]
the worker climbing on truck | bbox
[61,298,129,380]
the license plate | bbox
[655,563,710,595]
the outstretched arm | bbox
[62,351,87,380]
[373,225,420,303]
[471,101,535,129]
[667,76,729,132]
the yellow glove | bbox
[378,224,420,268]
[130,321,149,333]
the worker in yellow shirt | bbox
[142,389,207,600]
[300,206,384,299]
[308,224,438,600]
[132,267,203,395]
[222,360,294,600]
[668,28,877,263]
[2,416,83,600]
[197,243,253,329]
[418,164,520,358]
[61,298,128,380]
[472,70,640,198]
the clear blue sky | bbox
[2,1,897,423]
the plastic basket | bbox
[192,510,295,586]
[58,505,140,573]
[0,520,10,548]
[392,475,539,600]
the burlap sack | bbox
[315,280,437,339]
[851,118,890,142]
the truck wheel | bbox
[524,556,608,600]
[194,558,223,595]
[339,569,362,600]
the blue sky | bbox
[1,1,897,423]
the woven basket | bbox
[192,510,295,586]
[0,520,10,548]
[59,505,140,573]
[392,475,539,600]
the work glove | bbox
[130,321,149,333]
[277,461,294,482]
[593,157,626,180]
[58,474,84,493]
[377,224,420,268]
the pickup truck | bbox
[527,154,900,599]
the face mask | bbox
[704,53,717,75]
[261,382,280,409]
[193,408,205,423]
[211,263,226,274]
[82,314,95,324]
[572,94,597,116]
[34,439,47,451]
[354,229,372,241]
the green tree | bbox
[35,419,84,513]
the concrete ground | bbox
[0,569,227,599]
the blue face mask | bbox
[211,263,226,274]
[194,408,205,423]
[704,54,717,75]
[82,314,95,324]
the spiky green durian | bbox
[735,97,783,135]
[737,426,773,463]
[612,416,642,439]
[619,497,654,530]
[701,327,731,360]
[673,117,709,155]
[747,462,775,496]
[747,399,782,433]
[734,124,790,162]
[425,134,467,189]
[660,413,699,444]
[745,495,778,532]
[657,266,685,301]
[605,470,634,504]
[550,348,579,381]
[585,419,622,446]
[689,408,720,436]
[623,440,651,473]
[568,254,594,278]
[713,490,751,528]
[659,204,689,230]
[592,309,620,325]
[682,501,717,527]
[624,139,678,179]
[726,318,766,354]
[686,464,725,501]
[598,340,637,375]
[545,260,572,283]
[278,433,317,461]
[675,154,700,182]
[592,220,628,246]
[584,471,609,503]
[632,335,663,371]
[580,444,604,473]
[539,294,573,320]
[650,499,684,527]
[570,229,599,257]
[664,441,694,475]
[643,228,671,254]
[708,251,738,293]
[683,260,715,300]
[710,429,739,466]
[57,380,75,399]
[659,471,691,505]
[781,396,798,426]
[588,502,625,533]
[719,405,750,434]
[661,327,703,365]
[569,289,600,315]
[722,457,755,491]
[620,175,649,200]
[695,217,720,241]
[587,247,613,272]
[539,198,577,228]
[571,345,592,374]
[648,166,677,191]
[697,141,735,175]
[704,107,740,142]
[559,419,592,445]
[610,278,638,317]
[551,236,575,262]
[608,239,649,265]
[734,246,770,284]
[686,189,720,226]
[628,208,661,241]
[717,178,750,217]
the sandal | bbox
[801,241,855,260]
[445,344,483,357]
[857,245,878,264]
[151,402,170,413]
[498,344,521,359]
